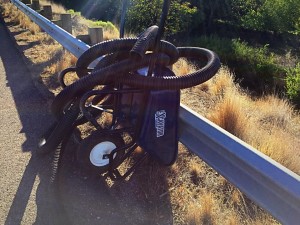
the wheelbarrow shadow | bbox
[108,156,175,225]
[54,135,175,225]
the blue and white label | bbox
[155,110,166,137]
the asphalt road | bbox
[0,17,130,225]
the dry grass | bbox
[254,95,294,129]
[205,67,237,96]
[3,3,41,35]
[103,28,119,41]
[179,60,299,223]
[173,58,197,76]
[40,0,66,14]
[187,192,216,225]
[208,90,250,139]
[180,60,300,173]
[78,18,120,40]
[42,50,78,94]
[249,129,300,174]
[52,50,77,74]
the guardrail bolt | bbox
[88,27,103,45]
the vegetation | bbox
[52,0,300,35]
[126,0,197,35]
[285,63,300,105]
[231,0,300,34]
[190,36,283,88]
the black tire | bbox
[76,131,125,175]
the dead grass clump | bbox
[186,192,217,225]
[173,58,197,76]
[3,3,41,36]
[250,129,300,174]
[208,91,249,139]
[206,67,237,96]
[45,50,78,89]
[40,0,66,14]
[56,50,77,72]
[225,213,240,225]
[72,15,89,36]
[19,14,30,29]
[11,8,23,25]
[254,95,294,129]
[14,12,24,25]
[28,22,41,35]
[2,3,15,18]
[189,161,204,186]
[41,33,57,45]
[103,28,119,41]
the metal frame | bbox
[11,1,300,224]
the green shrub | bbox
[190,35,233,58]
[92,21,117,31]
[232,40,281,79]
[126,0,197,36]
[66,9,81,16]
[228,0,300,34]
[191,36,282,82]
[285,63,300,105]
[86,19,118,33]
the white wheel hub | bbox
[89,141,117,167]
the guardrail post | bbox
[52,19,62,27]
[31,0,40,10]
[43,5,52,20]
[61,13,72,34]
[76,34,91,45]
[88,27,103,45]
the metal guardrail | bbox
[11,0,89,57]
[10,1,300,224]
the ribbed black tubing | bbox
[39,25,221,154]
[51,47,220,117]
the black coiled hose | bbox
[38,25,221,154]
[51,28,220,117]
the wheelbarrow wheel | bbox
[76,131,125,176]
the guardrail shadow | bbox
[1,16,174,225]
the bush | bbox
[66,9,81,16]
[285,63,300,105]
[231,40,281,79]
[86,19,118,33]
[91,21,117,32]
[229,0,300,34]
[126,0,197,36]
[191,36,282,84]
